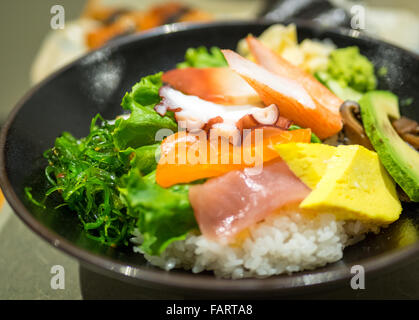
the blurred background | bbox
[0,0,419,299]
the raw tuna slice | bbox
[189,161,311,240]
[162,67,260,105]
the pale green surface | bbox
[0,0,85,300]
[0,203,82,300]
[0,0,85,124]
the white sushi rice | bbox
[131,208,380,279]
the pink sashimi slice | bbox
[188,161,311,241]
[162,67,261,105]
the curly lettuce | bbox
[176,46,228,68]
[120,169,197,255]
[113,72,177,149]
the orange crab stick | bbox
[222,49,343,139]
[155,127,311,187]
[246,36,343,116]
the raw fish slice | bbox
[156,128,311,187]
[222,49,343,139]
[162,67,260,105]
[189,160,311,240]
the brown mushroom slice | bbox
[340,100,373,150]
[392,116,419,150]
[401,133,419,150]
[392,116,419,135]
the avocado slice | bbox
[360,91,419,202]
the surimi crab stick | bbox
[246,36,343,116]
[222,49,343,139]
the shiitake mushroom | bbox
[339,100,373,149]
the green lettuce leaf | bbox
[113,73,177,149]
[133,143,161,175]
[176,46,228,68]
[113,96,177,149]
[120,169,198,255]
[127,72,163,108]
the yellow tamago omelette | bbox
[276,143,402,224]
[275,143,336,189]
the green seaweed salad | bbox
[26,44,373,256]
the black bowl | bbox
[1,20,419,298]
